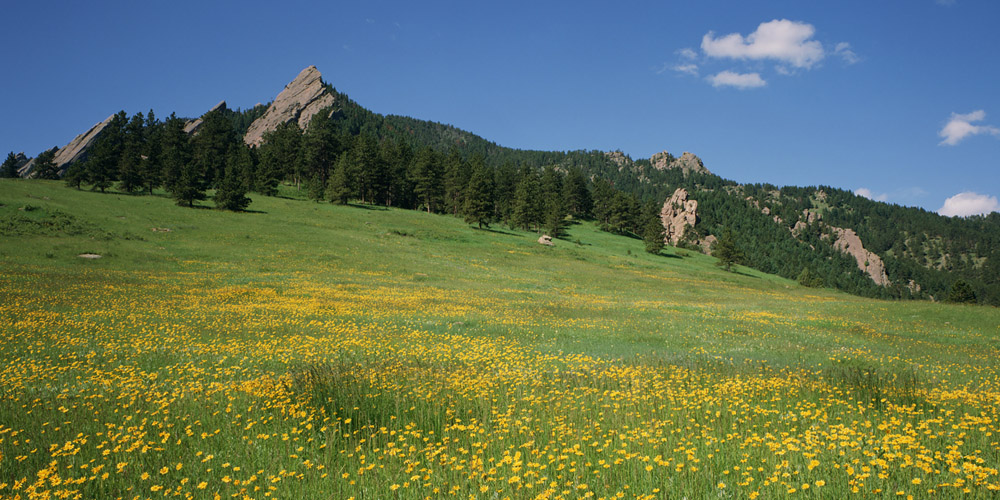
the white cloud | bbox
[673,63,699,76]
[834,42,860,64]
[938,110,1000,146]
[707,70,766,89]
[855,188,888,202]
[938,192,1000,217]
[677,47,698,60]
[701,19,825,69]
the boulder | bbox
[538,235,554,246]
[183,100,227,135]
[19,115,114,178]
[243,65,337,147]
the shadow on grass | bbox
[470,226,519,237]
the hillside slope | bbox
[2,179,999,499]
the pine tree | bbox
[254,123,300,196]
[493,161,518,225]
[947,279,977,304]
[410,146,442,213]
[84,111,128,192]
[300,111,336,201]
[1,152,19,178]
[326,154,353,204]
[591,177,615,226]
[117,112,146,193]
[33,149,60,180]
[140,110,162,194]
[463,155,494,228]
[160,114,190,196]
[562,167,592,219]
[712,227,745,272]
[213,146,252,211]
[511,168,541,231]
[191,106,234,188]
[443,147,469,215]
[641,201,665,254]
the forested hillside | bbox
[3,81,997,305]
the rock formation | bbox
[538,235,554,246]
[183,100,227,135]
[660,188,699,246]
[243,65,336,147]
[829,227,891,286]
[650,151,711,176]
[604,151,631,171]
[19,114,114,178]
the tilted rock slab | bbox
[183,100,227,135]
[243,65,336,147]
[19,114,114,178]
[830,226,891,286]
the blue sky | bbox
[3,0,999,216]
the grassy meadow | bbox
[1,179,998,499]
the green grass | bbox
[1,179,999,499]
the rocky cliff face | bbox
[243,65,336,147]
[829,227,891,286]
[650,151,710,176]
[660,188,699,246]
[19,114,114,178]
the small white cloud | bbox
[701,19,825,69]
[855,188,888,202]
[677,47,698,60]
[707,70,766,89]
[673,63,699,76]
[834,42,860,64]
[938,192,1000,217]
[938,110,1000,146]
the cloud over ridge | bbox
[701,19,825,69]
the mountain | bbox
[9,65,999,305]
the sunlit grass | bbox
[1,179,998,499]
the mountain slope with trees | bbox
[4,66,997,305]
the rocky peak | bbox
[650,150,711,176]
[183,100,227,135]
[243,65,337,147]
[604,151,632,170]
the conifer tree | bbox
[160,114,190,196]
[117,112,146,193]
[511,168,541,231]
[300,112,336,201]
[562,167,593,219]
[140,110,163,194]
[33,148,60,180]
[214,146,252,211]
[84,111,128,192]
[326,154,353,204]
[1,152,19,178]
[641,201,665,254]
[712,227,745,272]
[443,147,469,215]
[410,146,443,213]
[493,161,518,225]
[463,155,494,228]
[191,107,234,188]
